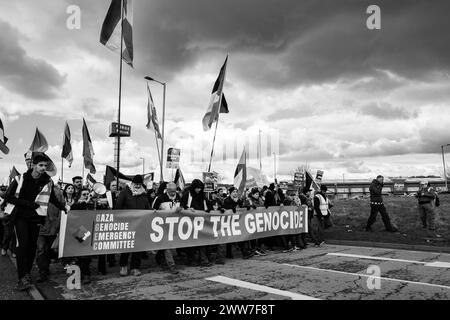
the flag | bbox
[82,118,96,174]
[28,127,49,153]
[202,55,228,131]
[61,121,73,167]
[0,117,9,155]
[100,0,133,67]
[174,168,185,190]
[233,148,247,196]
[146,84,162,139]
[8,166,20,184]
[86,173,97,187]
[104,165,154,187]
[305,170,320,192]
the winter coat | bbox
[369,179,384,203]
[416,187,436,204]
[115,186,151,210]
[5,169,65,223]
[180,179,208,211]
[223,196,243,213]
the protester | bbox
[152,182,181,274]
[180,179,212,267]
[116,175,151,276]
[244,188,267,256]
[312,185,331,247]
[36,184,65,282]
[365,175,398,232]
[223,187,254,259]
[71,187,95,284]
[62,183,76,208]
[4,152,68,290]
[299,187,313,248]
[416,181,438,231]
[72,176,83,201]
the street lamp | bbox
[441,144,450,191]
[140,157,145,175]
[145,76,166,182]
[273,152,277,183]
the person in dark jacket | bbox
[4,153,67,290]
[365,175,397,232]
[223,187,254,259]
[416,181,437,230]
[152,182,181,274]
[36,184,65,283]
[116,175,151,276]
[180,179,212,266]
[70,188,95,284]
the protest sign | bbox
[58,206,308,258]
[203,171,217,192]
[316,170,324,182]
[166,148,180,169]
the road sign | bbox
[109,122,131,137]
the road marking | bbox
[424,262,450,268]
[206,275,319,300]
[283,264,450,290]
[327,252,450,269]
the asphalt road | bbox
[31,244,450,300]
[0,254,31,300]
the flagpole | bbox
[116,0,124,192]
[61,157,64,185]
[153,125,161,176]
[207,119,220,173]
[207,54,228,173]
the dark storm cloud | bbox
[359,102,418,120]
[125,0,450,87]
[0,20,66,99]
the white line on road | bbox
[206,275,320,300]
[327,252,450,269]
[283,264,450,290]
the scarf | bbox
[131,185,146,196]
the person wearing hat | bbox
[365,175,398,232]
[115,175,151,277]
[4,152,68,290]
[416,181,438,231]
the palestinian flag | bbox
[0,117,9,154]
[28,127,49,153]
[61,121,73,167]
[146,84,162,139]
[174,168,185,190]
[100,0,133,67]
[305,170,320,192]
[82,118,96,174]
[8,166,20,184]
[202,55,229,131]
[233,148,247,197]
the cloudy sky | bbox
[1,0,450,184]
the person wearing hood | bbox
[4,152,68,291]
[116,175,151,277]
[365,175,398,232]
[180,179,212,267]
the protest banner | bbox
[58,206,308,258]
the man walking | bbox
[365,175,398,232]
[312,185,331,246]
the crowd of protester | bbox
[1,152,441,291]
[0,152,335,290]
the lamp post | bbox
[140,157,145,175]
[258,129,262,172]
[145,76,166,182]
[441,144,450,191]
[273,152,277,182]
